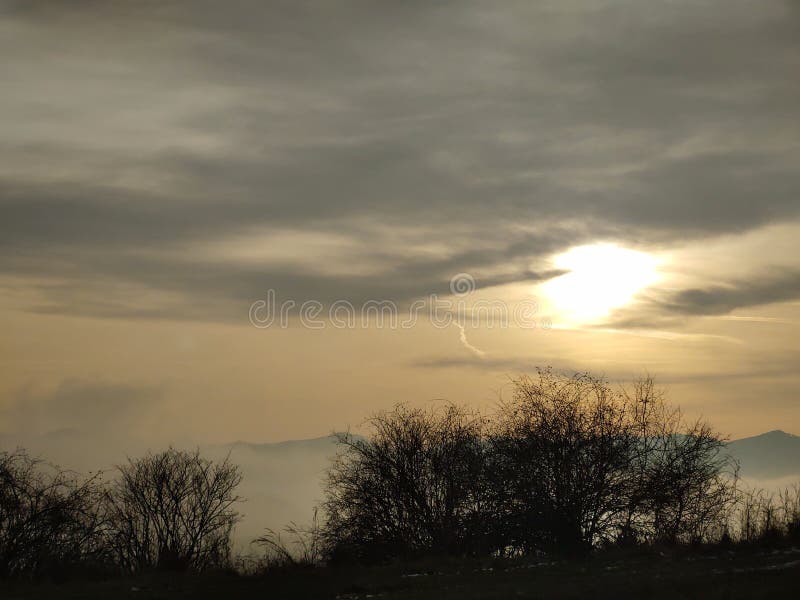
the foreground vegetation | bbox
[3,547,800,599]
[2,369,799,597]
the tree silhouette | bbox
[322,369,739,560]
[322,405,490,562]
[0,449,106,579]
[104,447,242,572]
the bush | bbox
[321,369,739,560]
[253,509,325,571]
[0,449,107,580]
[322,405,491,562]
[735,484,800,545]
[104,447,243,572]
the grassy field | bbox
[3,548,800,599]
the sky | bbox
[1,0,799,465]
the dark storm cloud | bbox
[1,0,799,321]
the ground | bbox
[3,548,800,599]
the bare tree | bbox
[489,369,737,554]
[104,447,242,572]
[489,369,638,555]
[322,404,490,562]
[620,377,738,545]
[0,449,107,579]
[321,371,738,560]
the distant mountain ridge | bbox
[217,429,800,486]
[213,429,800,542]
[221,429,800,480]
[726,430,800,479]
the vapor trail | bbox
[453,321,486,358]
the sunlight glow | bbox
[543,244,660,323]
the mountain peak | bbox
[728,429,800,479]
[737,430,797,442]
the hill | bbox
[727,429,800,479]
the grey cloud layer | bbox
[1,0,799,321]
[663,270,800,317]
[604,269,800,328]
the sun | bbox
[542,244,659,323]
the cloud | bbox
[0,379,167,471]
[1,0,799,322]
[604,269,800,328]
[1,379,163,436]
[661,270,800,316]
[412,349,800,386]
[413,356,585,376]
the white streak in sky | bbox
[453,321,486,358]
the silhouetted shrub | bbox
[253,509,325,570]
[103,447,242,572]
[321,369,739,560]
[734,484,800,545]
[0,449,107,580]
[488,370,640,555]
[489,370,736,554]
[322,405,491,562]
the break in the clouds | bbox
[1,0,799,323]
